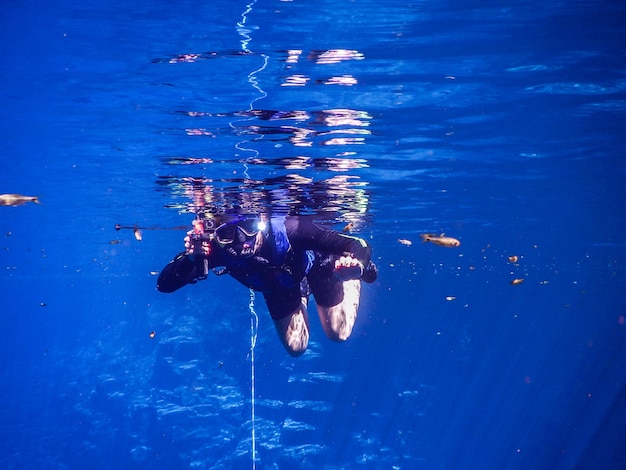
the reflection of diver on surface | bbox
[157,174,370,223]
[157,214,377,356]
[175,107,372,147]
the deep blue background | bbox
[1,0,625,468]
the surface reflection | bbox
[280,49,364,87]
[151,50,255,64]
[179,108,372,148]
[155,48,373,225]
[179,108,371,126]
[152,48,365,66]
[306,49,365,65]
[317,75,358,86]
[156,174,370,224]
[161,154,368,172]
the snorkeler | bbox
[157,215,377,356]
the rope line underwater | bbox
[233,1,266,468]
[248,288,258,469]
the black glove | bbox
[157,253,207,293]
[361,260,378,283]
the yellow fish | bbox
[0,194,41,207]
[420,233,461,248]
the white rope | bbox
[248,288,258,469]
[235,2,265,468]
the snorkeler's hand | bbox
[332,255,364,281]
[184,230,211,257]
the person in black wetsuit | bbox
[157,214,377,356]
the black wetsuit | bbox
[157,216,377,319]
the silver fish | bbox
[0,194,41,207]
[420,233,460,248]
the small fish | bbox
[420,233,460,248]
[109,239,122,245]
[0,194,41,207]
[342,222,354,233]
[398,238,412,246]
[133,225,143,241]
[510,278,525,285]
[508,255,519,263]
[149,330,156,339]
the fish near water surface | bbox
[0,194,41,207]
[420,233,461,248]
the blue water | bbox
[1,0,625,468]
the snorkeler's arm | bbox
[157,253,200,293]
[285,217,373,265]
[156,248,223,293]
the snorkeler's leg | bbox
[308,254,361,342]
[274,300,310,357]
[316,279,360,342]
[263,287,310,357]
